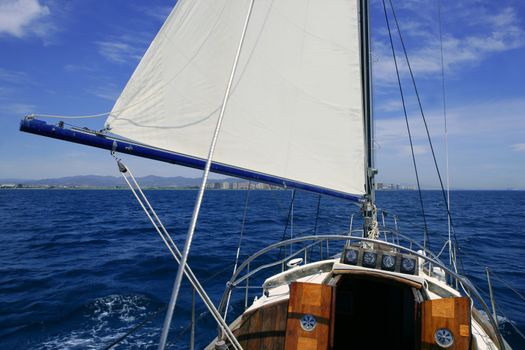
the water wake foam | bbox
[40,294,160,350]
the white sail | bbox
[106,0,366,198]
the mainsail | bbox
[105,0,366,199]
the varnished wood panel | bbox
[233,300,288,350]
[421,297,471,350]
[329,286,336,350]
[284,282,333,350]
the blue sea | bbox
[1,189,524,349]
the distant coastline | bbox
[1,175,522,191]
[0,175,279,191]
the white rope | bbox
[435,239,450,259]
[158,2,255,349]
[27,112,110,119]
[367,204,379,240]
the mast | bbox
[360,0,378,238]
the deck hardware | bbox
[343,248,359,265]
[287,258,303,268]
[362,251,377,268]
[300,314,317,332]
[401,257,416,274]
[434,328,454,348]
[381,254,396,271]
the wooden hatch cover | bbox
[284,282,334,350]
[421,297,471,349]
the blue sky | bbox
[0,0,524,189]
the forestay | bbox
[105,0,366,199]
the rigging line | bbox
[437,0,454,269]
[382,0,430,250]
[157,1,255,348]
[112,292,237,350]
[169,308,211,345]
[313,195,322,235]
[477,287,525,341]
[115,159,241,350]
[434,239,450,259]
[388,0,465,274]
[307,195,322,258]
[103,263,240,350]
[224,181,252,321]
[290,190,294,256]
[489,270,525,304]
[268,188,286,212]
[278,189,297,260]
[99,202,240,350]
[495,308,525,341]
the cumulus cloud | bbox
[0,0,50,38]
[372,2,525,85]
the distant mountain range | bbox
[0,175,239,188]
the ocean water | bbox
[0,189,524,349]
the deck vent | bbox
[343,248,359,265]
[434,328,454,348]
[362,251,378,268]
[381,254,396,271]
[400,257,417,275]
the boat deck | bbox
[207,257,505,349]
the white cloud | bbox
[375,97,525,189]
[86,84,120,101]
[375,98,525,154]
[0,68,36,116]
[0,0,50,38]
[96,41,141,64]
[96,32,152,64]
[0,67,30,84]
[376,98,525,143]
[401,144,427,156]
[0,102,35,117]
[375,98,403,112]
[64,64,98,73]
[512,143,525,152]
[134,4,173,21]
[372,4,525,85]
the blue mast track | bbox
[20,118,362,203]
